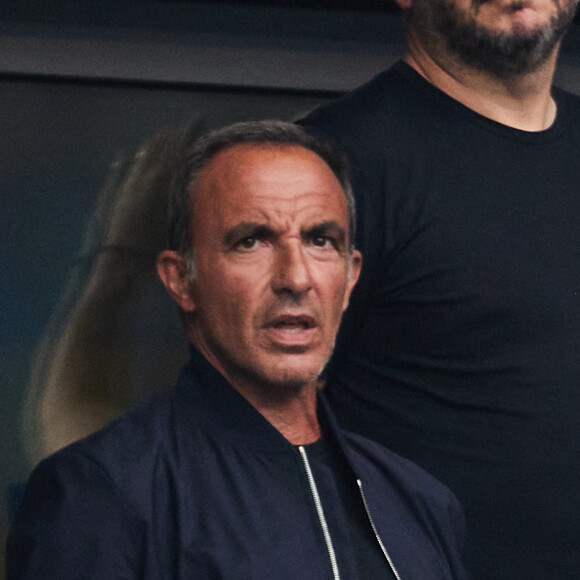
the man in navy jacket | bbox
[7,121,467,579]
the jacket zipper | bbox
[298,445,341,580]
[357,479,402,580]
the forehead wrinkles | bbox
[192,144,349,243]
[235,161,337,198]
[240,189,345,220]
[207,148,345,214]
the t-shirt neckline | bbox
[393,60,567,144]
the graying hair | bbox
[167,120,356,275]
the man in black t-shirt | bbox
[300,1,580,579]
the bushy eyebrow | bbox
[223,222,273,246]
[223,220,347,247]
[303,221,347,248]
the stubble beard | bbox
[409,0,578,78]
[204,329,329,400]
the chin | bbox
[268,369,320,390]
[260,356,327,390]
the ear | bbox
[156,250,196,313]
[342,249,362,312]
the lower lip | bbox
[264,326,318,347]
[509,8,541,28]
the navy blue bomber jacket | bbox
[7,348,468,579]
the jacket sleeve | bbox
[441,486,470,580]
[6,449,143,580]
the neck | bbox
[189,333,322,445]
[235,381,321,445]
[404,29,560,132]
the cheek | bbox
[197,256,263,300]
[326,277,352,321]
[212,275,263,327]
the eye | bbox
[311,235,334,249]
[236,237,260,251]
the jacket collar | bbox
[175,346,303,452]
[173,345,359,474]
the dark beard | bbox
[410,0,578,78]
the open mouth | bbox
[269,315,316,331]
[262,314,319,350]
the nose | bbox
[271,242,312,297]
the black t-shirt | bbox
[301,62,580,579]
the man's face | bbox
[183,144,360,394]
[406,0,579,77]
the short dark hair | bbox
[168,120,356,262]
